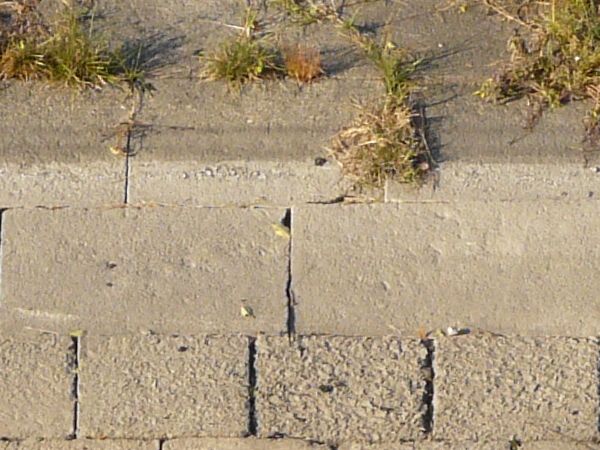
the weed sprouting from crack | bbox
[272,0,433,188]
[200,5,282,88]
[282,42,323,83]
[475,0,600,141]
[0,0,153,91]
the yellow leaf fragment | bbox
[271,223,290,239]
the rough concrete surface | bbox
[0,84,127,207]
[388,162,600,202]
[0,332,73,439]
[1,207,289,335]
[256,336,426,443]
[79,334,249,439]
[127,77,377,206]
[163,438,328,449]
[2,440,157,449]
[340,442,600,450]
[293,201,600,336]
[434,336,600,441]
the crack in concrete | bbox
[68,335,81,439]
[421,338,435,435]
[247,337,258,436]
[0,209,4,307]
[283,208,296,339]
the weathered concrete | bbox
[256,336,426,443]
[1,207,289,334]
[128,77,377,206]
[0,84,126,207]
[293,202,600,336]
[388,162,600,202]
[163,438,327,449]
[2,440,157,449]
[338,443,414,450]
[0,332,73,439]
[434,336,600,441]
[79,334,248,439]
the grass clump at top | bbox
[282,42,323,83]
[200,7,282,87]
[0,1,147,90]
[272,0,432,188]
[476,0,600,132]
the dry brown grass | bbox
[282,42,323,83]
[328,97,431,188]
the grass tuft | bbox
[329,97,430,188]
[0,1,150,90]
[283,42,323,83]
[476,0,600,131]
[200,6,282,87]
[200,36,280,86]
[272,0,431,187]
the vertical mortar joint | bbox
[283,208,295,339]
[68,335,81,439]
[248,337,258,436]
[421,338,435,435]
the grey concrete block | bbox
[128,78,377,206]
[163,438,328,449]
[256,336,426,443]
[0,333,73,439]
[79,334,249,439]
[293,202,600,336]
[4,440,157,449]
[1,207,288,334]
[338,443,414,450]
[0,84,126,207]
[434,336,600,441]
[387,162,600,202]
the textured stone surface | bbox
[256,336,426,442]
[1,207,288,334]
[293,202,600,336]
[163,438,328,449]
[387,162,600,202]
[0,332,73,439]
[79,334,249,438]
[434,336,600,441]
[0,83,126,207]
[128,77,375,206]
[3,440,157,449]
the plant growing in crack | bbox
[199,5,283,87]
[475,0,600,142]
[271,0,433,188]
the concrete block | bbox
[79,334,249,439]
[293,202,600,336]
[256,336,426,443]
[387,162,600,203]
[434,336,600,441]
[128,78,377,206]
[0,84,126,207]
[1,207,289,334]
[0,332,73,439]
[163,438,328,449]
[3,439,157,449]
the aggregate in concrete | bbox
[163,438,328,449]
[127,77,377,206]
[0,333,73,439]
[0,84,127,207]
[79,334,249,439]
[256,336,426,443]
[388,162,600,203]
[2,440,157,449]
[293,202,600,336]
[433,336,600,441]
[1,207,289,334]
